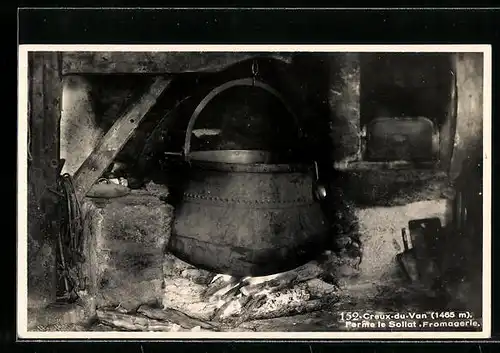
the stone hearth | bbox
[27,182,456,333]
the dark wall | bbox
[360,53,453,127]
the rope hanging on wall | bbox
[56,173,86,302]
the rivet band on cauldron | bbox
[182,192,314,208]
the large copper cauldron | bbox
[166,78,330,277]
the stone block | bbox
[81,190,173,312]
[27,303,87,331]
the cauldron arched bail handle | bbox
[182,77,304,161]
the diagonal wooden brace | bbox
[72,76,172,201]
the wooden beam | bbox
[29,52,63,207]
[449,52,484,180]
[438,53,458,172]
[61,52,294,75]
[329,53,361,162]
[28,52,62,308]
[72,76,172,201]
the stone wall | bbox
[60,76,103,175]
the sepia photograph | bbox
[17,45,491,339]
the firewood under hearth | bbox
[94,251,342,332]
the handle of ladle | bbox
[313,161,328,202]
[401,228,410,251]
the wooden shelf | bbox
[334,160,439,172]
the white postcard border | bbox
[17,44,492,340]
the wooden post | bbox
[328,53,361,163]
[28,52,62,308]
[438,54,458,172]
[72,76,172,201]
[442,52,485,318]
[449,52,484,180]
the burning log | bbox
[137,305,220,331]
[212,294,252,322]
[239,261,325,296]
[208,267,339,324]
[240,274,297,296]
[96,309,212,332]
[159,251,342,330]
[203,274,243,302]
[213,283,334,324]
[249,298,328,323]
[162,277,220,321]
[163,254,232,321]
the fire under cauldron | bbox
[166,77,330,277]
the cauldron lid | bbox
[187,150,313,173]
[189,150,286,164]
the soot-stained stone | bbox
[81,190,174,313]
